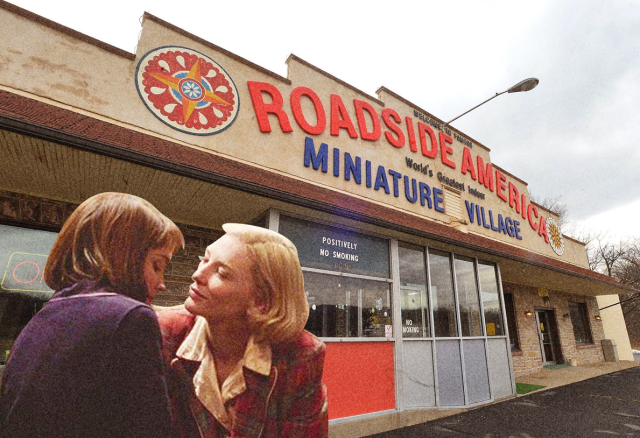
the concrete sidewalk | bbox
[364,364,640,437]
[515,360,640,392]
[329,360,640,438]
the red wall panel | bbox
[324,342,395,420]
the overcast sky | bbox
[9,0,640,241]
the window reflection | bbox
[454,256,483,337]
[478,261,504,336]
[429,250,458,337]
[0,295,47,365]
[569,302,593,344]
[399,243,429,338]
[304,272,392,338]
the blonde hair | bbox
[44,192,184,301]
[222,223,309,344]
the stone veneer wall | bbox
[154,225,222,307]
[0,190,221,307]
[504,282,605,377]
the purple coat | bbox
[0,281,171,438]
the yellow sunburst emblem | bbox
[546,217,564,256]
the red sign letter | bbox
[527,203,539,231]
[508,182,520,214]
[538,215,549,243]
[405,117,418,153]
[290,86,326,135]
[439,132,456,169]
[460,147,476,180]
[382,108,405,148]
[330,94,358,138]
[354,100,381,141]
[495,169,507,202]
[477,156,494,192]
[247,81,293,133]
[418,122,437,158]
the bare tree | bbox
[565,226,603,270]
[594,236,628,277]
[529,194,640,346]
[530,194,569,230]
[611,241,640,347]
[613,239,640,287]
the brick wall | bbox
[154,224,222,306]
[0,190,77,229]
[505,282,605,377]
[0,190,221,306]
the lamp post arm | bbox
[443,90,508,128]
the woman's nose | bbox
[192,265,206,283]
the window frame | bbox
[568,301,593,345]
[503,293,520,350]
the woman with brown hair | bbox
[0,192,184,438]
[159,223,328,438]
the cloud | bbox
[455,0,640,222]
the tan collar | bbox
[176,316,272,430]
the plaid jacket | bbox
[158,308,328,438]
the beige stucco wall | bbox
[596,295,634,360]
[0,6,590,267]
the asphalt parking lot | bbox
[366,366,640,438]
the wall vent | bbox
[444,188,463,220]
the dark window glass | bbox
[454,256,482,337]
[504,293,519,349]
[428,249,458,337]
[303,271,392,338]
[249,213,267,228]
[0,224,57,364]
[399,242,428,338]
[478,261,504,336]
[569,302,593,344]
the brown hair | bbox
[222,223,309,344]
[44,192,184,301]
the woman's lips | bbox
[189,286,204,300]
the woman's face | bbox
[185,234,258,320]
[142,242,174,304]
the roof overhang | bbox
[0,89,635,297]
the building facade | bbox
[0,2,635,435]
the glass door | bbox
[535,310,555,365]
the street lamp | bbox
[442,78,539,128]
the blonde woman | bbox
[159,224,328,438]
[0,193,184,438]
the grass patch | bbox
[543,364,570,370]
[516,383,546,394]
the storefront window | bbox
[0,224,57,364]
[478,261,504,336]
[399,243,429,338]
[454,256,483,337]
[429,249,458,337]
[303,271,392,338]
[569,302,593,344]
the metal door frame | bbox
[534,309,556,365]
